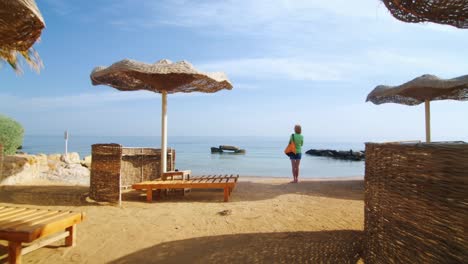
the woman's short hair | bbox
[294,124,302,134]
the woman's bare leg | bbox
[295,159,301,182]
[290,160,295,182]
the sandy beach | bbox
[0,177,364,263]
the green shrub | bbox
[0,114,24,155]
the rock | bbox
[0,152,90,185]
[60,152,81,164]
[47,163,90,185]
[211,146,246,154]
[48,154,62,161]
[217,209,232,216]
[81,155,92,168]
[305,149,365,161]
[1,154,49,184]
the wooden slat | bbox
[0,208,23,217]
[195,175,207,182]
[20,213,84,242]
[0,209,52,225]
[132,175,239,203]
[134,182,236,189]
[22,231,70,255]
[16,213,84,242]
[1,210,61,229]
[0,207,84,243]
[133,175,239,191]
[23,211,75,229]
[0,208,29,221]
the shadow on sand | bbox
[0,179,363,206]
[0,185,91,206]
[109,230,363,264]
[123,180,364,203]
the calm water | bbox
[22,135,364,178]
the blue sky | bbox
[1,0,467,142]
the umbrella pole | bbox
[425,100,431,143]
[161,91,168,174]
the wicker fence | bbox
[90,144,175,204]
[364,142,468,263]
[121,147,175,187]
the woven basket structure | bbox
[0,0,45,51]
[90,144,123,203]
[382,0,468,28]
[90,59,233,94]
[366,74,468,105]
[364,142,468,263]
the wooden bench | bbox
[132,174,239,203]
[0,206,85,264]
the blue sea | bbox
[22,135,365,178]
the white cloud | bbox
[196,49,468,83]
[0,89,227,112]
[0,91,155,111]
[198,58,353,81]
[156,0,390,28]
[364,50,468,78]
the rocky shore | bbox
[0,152,91,185]
[305,149,365,161]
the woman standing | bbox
[289,124,303,183]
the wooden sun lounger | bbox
[132,174,239,203]
[0,206,85,264]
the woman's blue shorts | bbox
[289,153,302,160]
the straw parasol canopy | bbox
[91,59,232,93]
[366,74,468,142]
[0,0,45,72]
[0,0,45,51]
[381,0,468,29]
[90,59,233,173]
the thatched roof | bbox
[0,0,45,52]
[366,74,468,105]
[90,59,233,94]
[382,0,468,29]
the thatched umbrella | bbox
[90,59,233,173]
[0,0,45,72]
[366,74,468,142]
[381,0,468,29]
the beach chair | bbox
[132,174,239,203]
[0,206,85,264]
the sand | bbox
[0,176,364,263]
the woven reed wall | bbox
[90,144,122,203]
[90,144,176,203]
[121,148,175,186]
[364,142,468,263]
